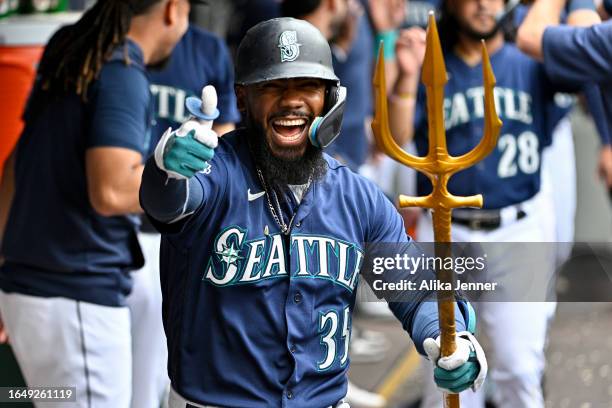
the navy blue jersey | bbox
[543,22,612,144]
[143,129,464,407]
[0,33,151,307]
[326,14,374,171]
[514,5,611,146]
[414,44,560,209]
[148,25,240,142]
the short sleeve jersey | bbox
[0,29,152,306]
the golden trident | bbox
[371,13,502,408]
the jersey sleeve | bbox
[362,187,466,355]
[88,62,151,154]
[210,37,241,125]
[543,23,612,85]
[140,151,229,234]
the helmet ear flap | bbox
[324,84,340,114]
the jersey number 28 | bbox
[497,131,540,178]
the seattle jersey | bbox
[144,129,463,407]
[414,44,561,209]
[0,33,151,307]
[148,25,240,142]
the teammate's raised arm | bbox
[388,27,427,145]
[516,0,566,60]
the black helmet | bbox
[235,17,339,86]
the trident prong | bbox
[371,12,502,408]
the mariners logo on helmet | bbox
[278,30,301,62]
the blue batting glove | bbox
[423,331,488,394]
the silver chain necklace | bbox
[256,168,310,235]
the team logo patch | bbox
[278,30,301,62]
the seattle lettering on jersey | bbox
[443,86,533,130]
[150,84,193,124]
[203,226,364,291]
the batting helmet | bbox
[235,17,339,86]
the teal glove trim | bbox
[163,130,215,178]
[374,30,399,60]
[434,351,480,393]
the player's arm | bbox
[86,149,144,216]
[387,28,426,146]
[370,0,407,95]
[362,188,487,394]
[518,0,612,85]
[86,62,152,216]
[516,0,567,60]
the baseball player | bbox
[140,17,488,408]
[517,0,612,189]
[0,1,189,407]
[386,1,604,407]
[121,23,242,406]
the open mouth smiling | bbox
[270,116,309,146]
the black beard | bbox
[457,19,500,42]
[245,112,327,189]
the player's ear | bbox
[163,0,179,26]
[235,85,246,114]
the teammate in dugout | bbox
[0,1,190,406]
[140,17,487,408]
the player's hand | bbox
[334,0,363,54]
[368,0,406,32]
[396,27,427,78]
[597,145,612,188]
[423,331,487,394]
[154,127,217,180]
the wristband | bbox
[374,30,399,60]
